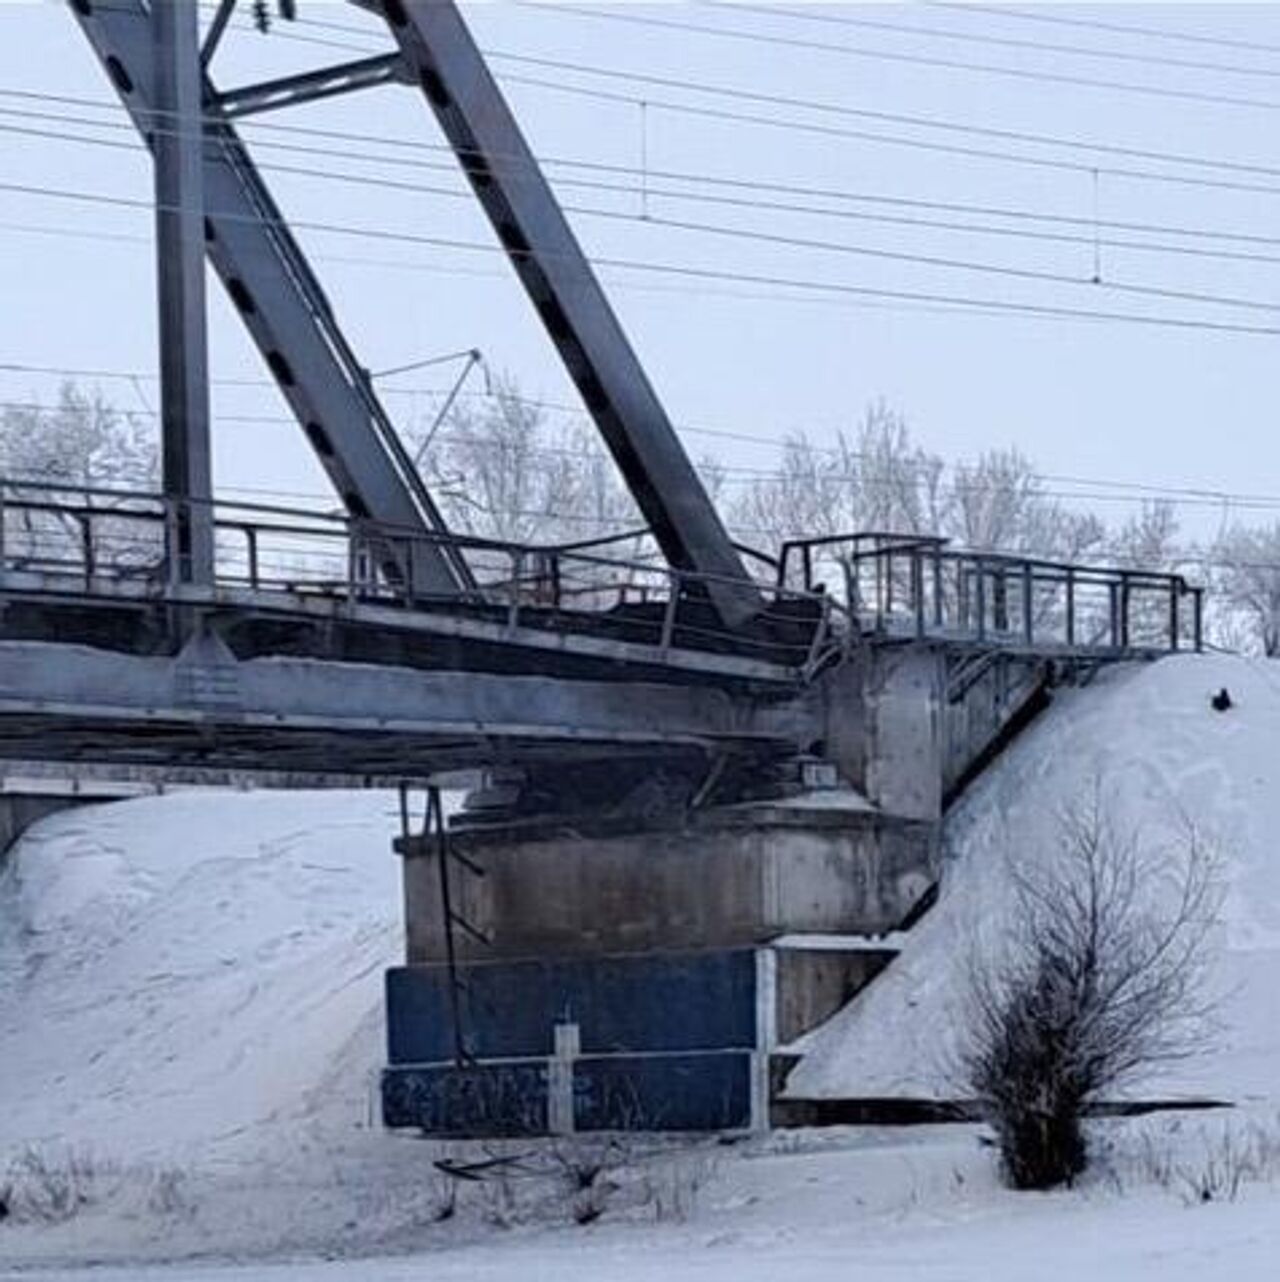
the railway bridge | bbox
[2,0,1205,1134]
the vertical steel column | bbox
[153,0,214,585]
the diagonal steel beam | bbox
[68,0,470,597]
[365,0,762,626]
[216,52,410,120]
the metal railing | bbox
[778,532,1203,654]
[0,477,833,671]
[0,479,1203,665]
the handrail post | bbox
[347,526,360,605]
[912,549,924,638]
[875,548,885,632]
[1119,575,1131,649]
[245,525,259,590]
[804,592,831,672]
[932,548,943,628]
[80,513,94,589]
[404,536,417,607]
[1169,579,1180,652]
[164,498,181,590]
[507,548,523,632]
[1021,562,1034,645]
[1108,581,1120,649]
[1065,566,1076,648]
[975,560,987,641]
[659,570,678,655]
[1193,588,1204,653]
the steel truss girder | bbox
[69,0,470,597]
[366,0,762,626]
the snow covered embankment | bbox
[0,790,403,1165]
[788,653,1280,1106]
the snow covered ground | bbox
[3,655,1280,1278]
[0,790,404,1164]
[789,653,1280,1105]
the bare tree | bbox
[1211,523,1280,656]
[945,447,1104,560]
[1110,501,1179,571]
[0,382,156,492]
[958,792,1219,1190]
[0,382,159,569]
[726,403,945,594]
[416,377,639,548]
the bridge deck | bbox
[0,482,1201,780]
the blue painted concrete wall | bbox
[386,949,758,1064]
[383,948,760,1134]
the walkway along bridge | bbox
[6,0,1205,1136]
[0,477,1199,778]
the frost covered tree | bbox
[1110,501,1179,571]
[0,382,156,492]
[0,382,159,567]
[414,377,638,549]
[946,448,1104,560]
[1211,524,1280,656]
[728,402,944,553]
[958,795,1218,1190]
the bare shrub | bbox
[145,1164,194,1219]
[2,1146,104,1223]
[958,793,1220,1190]
[549,1138,628,1226]
[639,1153,719,1223]
[1133,1120,1280,1205]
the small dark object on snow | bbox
[1211,688,1233,712]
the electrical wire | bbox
[6,173,1280,336]
[511,4,1280,114]
[714,2,1280,83]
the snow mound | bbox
[0,790,403,1162]
[787,653,1280,1104]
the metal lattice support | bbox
[69,0,471,597]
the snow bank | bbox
[788,653,1280,1103]
[0,790,403,1162]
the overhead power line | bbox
[931,3,1280,60]
[185,9,1280,190]
[6,174,1280,337]
[18,86,1280,242]
[514,3,1280,114]
[715,1,1280,83]
[12,112,1280,312]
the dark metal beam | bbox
[200,0,237,69]
[216,52,409,119]
[68,0,471,597]
[368,0,762,625]
[153,0,214,585]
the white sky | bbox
[2,1,1280,542]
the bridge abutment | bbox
[381,641,1049,1136]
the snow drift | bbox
[788,654,1280,1105]
[0,790,403,1163]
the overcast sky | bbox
[3,1,1280,543]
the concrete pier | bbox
[382,641,1053,1135]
